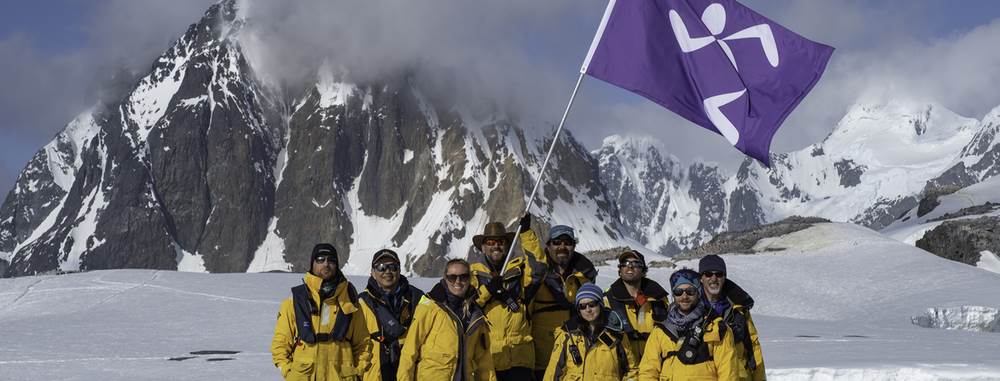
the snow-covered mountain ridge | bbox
[3,0,1000,277]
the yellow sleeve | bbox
[746,312,767,381]
[397,300,430,381]
[712,320,740,381]
[620,335,640,381]
[351,301,373,375]
[357,300,379,376]
[474,328,498,381]
[471,267,493,307]
[519,229,546,266]
[638,328,665,381]
[543,329,569,381]
[270,299,296,378]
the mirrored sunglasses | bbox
[618,260,645,269]
[373,262,400,272]
[313,255,334,264]
[483,238,504,246]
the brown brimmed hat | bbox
[472,221,516,248]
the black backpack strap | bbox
[291,284,318,344]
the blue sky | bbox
[2,0,1000,202]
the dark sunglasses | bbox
[482,238,505,246]
[618,260,645,269]
[701,271,725,279]
[445,273,471,283]
[672,287,699,297]
[313,255,334,265]
[548,239,575,247]
[373,262,400,272]
[577,300,602,310]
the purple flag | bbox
[582,0,833,166]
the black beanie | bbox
[698,254,727,274]
[312,243,338,265]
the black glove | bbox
[519,213,532,233]
[488,276,521,312]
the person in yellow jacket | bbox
[604,249,669,359]
[357,249,425,381]
[699,255,766,381]
[543,283,638,381]
[271,243,371,381]
[397,259,497,381]
[470,216,545,381]
[639,269,739,381]
[520,223,597,379]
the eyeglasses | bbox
[701,271,725,279]
[577,301,601,310]
[672,287,699,297]
[618,260,645,269]
[314,255,334,265]
[548,239,575,247]
[373,262,400,272]
[445,273,471,283]
[482,238,504,246]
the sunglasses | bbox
[701,271,725,279]
[482,238,505,246]
[548,239,575,247]
[313,255,334,265]
[445,273,471,283]
[618,260,645,269]
[577,300,602,311]
[373,262,400,272]
[672,287,699,297]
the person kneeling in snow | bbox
[271,243,370,381]
[543,282,638,381]
[638,269,739,381]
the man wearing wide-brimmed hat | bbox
[470,215,545,381]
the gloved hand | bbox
[488,276,520,312]
[519,213,532,233]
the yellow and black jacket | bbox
[519,229,598,371]
[470,250,545,371]
[709,280,766,381]
[543,313,639,381]
[271,273,371,380]
[357,276,424,381]
[397,283,497,381]
[638,315,738,381]
[604,278,669,358]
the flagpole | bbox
[499,72,587,271]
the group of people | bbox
[270,214,766,381]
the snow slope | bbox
[884,175,1000,245]
[2,223,999,380]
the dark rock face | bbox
[916,217,1000,266]
[834,159,865,188]
[853,196,919,230]
[680,216,830,258]
[727,160,766,232]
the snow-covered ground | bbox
[2,223,999,380]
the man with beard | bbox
[358,249,425,381]
[604,249,669,359]
[470,217,545,381]
[519,220,598,380]
[398,258,496,381]
[271,243,370,381]
[699,255,766,381]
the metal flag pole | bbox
[500,72,587,271]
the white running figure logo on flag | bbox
[668,3,779,145]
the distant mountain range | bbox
[2,0,998,277]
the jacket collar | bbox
[303,272,358,314]
[721,278,754,309]
[427,282,485,329]
[607,278,668,302]
[547,251,597,279]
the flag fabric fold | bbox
[582,0,833,166]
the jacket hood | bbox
[721,278,754,309]
[607,278,669,302]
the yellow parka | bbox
[271,273,371,381]
[396,282,497,381]
[638,316,739,381]
[356,276,424,381]
[603,278,670,358]
[470,251,545,372]
[708,280,765,381]
[542,315,639,381]
[519,229,597,371]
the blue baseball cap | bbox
[548,225,576,243]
